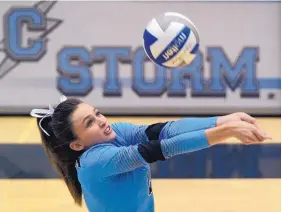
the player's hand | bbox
[227,121,272,145]
[217,112,260,128]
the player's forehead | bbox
[71,103,96,124]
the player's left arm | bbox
[158,112,258,139]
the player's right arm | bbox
[81,121,270,179]
[81,144,148,179]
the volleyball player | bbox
[30,97,271,212]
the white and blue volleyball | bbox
[143,12,200,68]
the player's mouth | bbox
[104,125,112,135]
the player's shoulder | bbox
[77,143,118,181]
[111,122,134,130]
[79,143,114,168]
[110,122,135,135]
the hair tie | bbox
[30,95,67,136]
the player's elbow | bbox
[138,140,166,163]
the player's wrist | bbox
[215,115,236,127]
[215,116,224,127]
[205,123,234,146]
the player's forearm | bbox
[160,124,232,158]
[205,123,233,146]
[159,117,218,139]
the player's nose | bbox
[96,117,106,128]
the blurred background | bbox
[0,1,280,212]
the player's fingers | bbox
[255,130,272,141]
[241,134,256,144]
[252,129,265,142]
[263,133,273,140]
[243,116,273,140]
[241,114,265,133]
[253,122,264,133]
[239,113,256,124]
[252,126,272,140]
[243,140,256,145]
[245,135,259,144]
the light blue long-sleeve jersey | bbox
[76,117,217,212]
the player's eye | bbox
[86,119,94,127]
[95,111,101,116]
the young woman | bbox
[30,97,271,212]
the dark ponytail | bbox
[36,99,84,206]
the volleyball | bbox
[143,12,200,68]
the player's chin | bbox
[104,130,116,141]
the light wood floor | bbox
[0,179,280,212]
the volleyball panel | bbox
[149,22,186,59]
[162,29,198,67]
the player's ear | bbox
[69,140,84,151]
